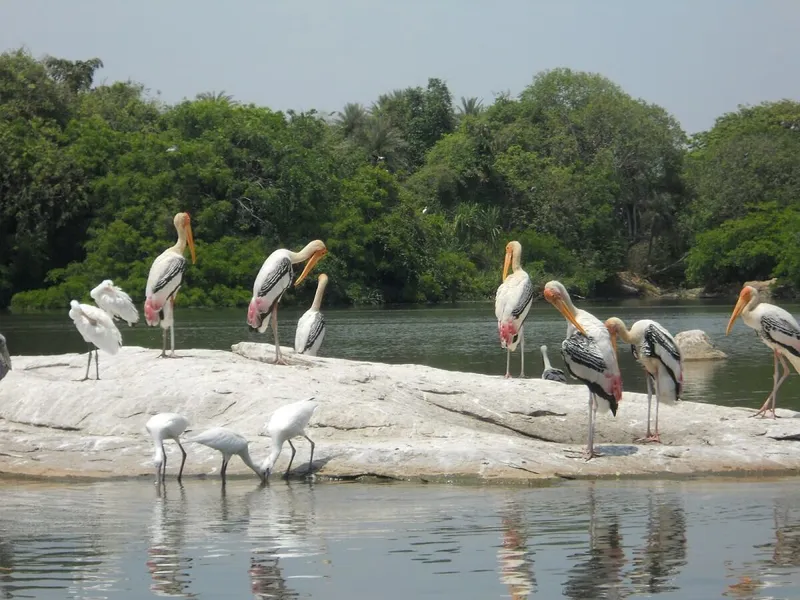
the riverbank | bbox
[0,344,798,483]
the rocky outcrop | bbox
[675,330,728,361]
[0,343,797,483]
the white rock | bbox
[0,343,796,482]
[675,329,728,361]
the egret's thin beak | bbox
[186,221,196,264]
[502,247,512,282]
[549,296,588,336]
[726,295,748,335]
[295,249,327,286]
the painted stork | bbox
[0,334,11,381]
[260,397,318,479]
[294,274,328,356]
[605,317,683,443]
[145,412,190,483]
[544,280,622,459]
[68,281,139,380]
[186,427,265,484]
[495,241,534,378]
[726,285,800,418]
[247,240,327,365]
[144,212,196,358]
[540,345,567,383]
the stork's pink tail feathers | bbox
[247,298,260,329]
[610,373,623,402]
[498,320,517,348]
[144,297,161,326]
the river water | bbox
[1,477,800,599]
[1,299,798,410]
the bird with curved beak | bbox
[247,240,327,365]
[144,212,197,358]
[544,281,622,460]
[726,285,800,418]
[495,241,534,377]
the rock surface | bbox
[675,329,728,361]
[0,343,798,483]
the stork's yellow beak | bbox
[295,248,327,286]
[502,246,512,282]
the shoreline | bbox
[0,344,798,483]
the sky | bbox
[1,0,799,134]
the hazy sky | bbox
[2,0,799,134]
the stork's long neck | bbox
[171,224,187,255]
[614,321,634,344]
[311,279,328,311]
[541,348,552,370]
[153,441,165,466]
[289,242,318,265]
[743,294,761,319]
[511,248,522,273]
[239,447,263,478]
[260,440,283,473]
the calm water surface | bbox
[0,478,799,599]
[1,300,798,410]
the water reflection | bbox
[629,486,687,595]
[562,485,628,600]
[681,359,726,402]
[147,483,193,598]
[497,501,535,599]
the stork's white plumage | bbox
[726,285,800,418]
[495,241,534,378]
[186,427,264,484]
[68,299,123,380]
[247,240,327,365]
[144,212,196,358]
[91,279,139,326]
[544,280,622,460]
[145,412,189,483]
[295,274,328,356]
[260,398,318,479]
[606,317,682,443]
[0,334,11,382]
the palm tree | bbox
[457,96,484,117]
[361,116,407,170]
[196,90,236,104]
[336,103,369,138]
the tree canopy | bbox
[1,48,798,311]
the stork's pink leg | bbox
[271,304,289,366]
[753,351,787,418]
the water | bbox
[1,300,798,410]
[0,477,799,599]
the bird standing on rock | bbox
[605,317,682,443]
[145,412,189,483]
[726,284,800,418]
[260,397,319,479]
[247,240,327,365]
[544,280,622,460]
[495,241,534,378]
[294,274,329,356]
[144,212,196,358]
[186,427,265,484]
[540,345,567,383]
[68,281,139,381]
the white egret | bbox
[186,427,265,484]
[260,398,319,479]
[145,412,190,483]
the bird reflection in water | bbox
[563,485,627,600]
[497,500,535,599]
[769,501,800,568]
[629,486,687,595]
[249,551,297,600]
[147,483,194,598]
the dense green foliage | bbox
[2,48,799,311]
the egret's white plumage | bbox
[606,317,682,443]
[260,398,318,478]
[186,427,264,483]
[0,334,11,382]
[539,345,567,383]
[145,412,190,483]
[247,240,327,365]
[495,241,534,378]
[726,285,800,417]
[295,274,328,356]
[69,299,123,380]
[144,212,196,358]
[90,279,139,326]
[544,280,623,460]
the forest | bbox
[1,48,799,311]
